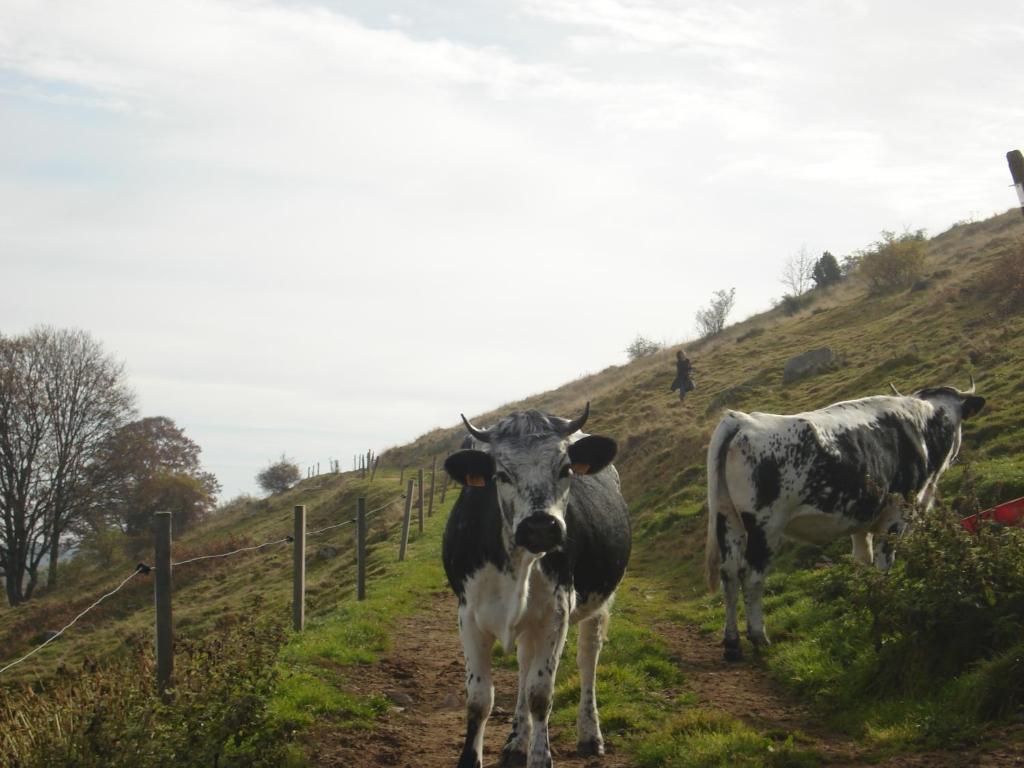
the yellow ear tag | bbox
[466,474,486,487]
[572,463,590,476]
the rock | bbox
[385,690,414,706]
[782,347,839,384]
[316,546,338,560]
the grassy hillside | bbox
[2,208,1023,765]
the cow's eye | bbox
[495,470,512,484]
[559,465,571,479]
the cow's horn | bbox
[559,401,591,436]
[965,374,976,395]
[460,414,492,443]
[889,382,902,396]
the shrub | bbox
[256,455,301,495]
[783,501,1024,741]
[694,288,736,338]
[625,335,662,361]
[0,604,290,767]
[778,294,809,316]
[811,251,842,288]
[859,230,927,292]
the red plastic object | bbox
[960,496,1024,534]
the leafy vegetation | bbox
[857,229,927,292]
[0,604,289,768]
[257,455,302,495]
[627,335,664,360]
[695,288,736,338]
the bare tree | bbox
[694,288,736,338]
[780,246,816,297]
[0,328,134,604]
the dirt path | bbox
[307,589,633,768]
[656,621,1024,768]
[306,590,1023,768]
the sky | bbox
[2,0,1022,500]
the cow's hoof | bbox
[497,747,528,767]
[456,752,482,768]
[723,637,743,662]
[748,632,771,649]
[577,737,605,756]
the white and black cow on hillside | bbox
[443,404,631,768]
[705,381,986,661]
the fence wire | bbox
[0,565,147,677]
[171,536,293,567]
[0,490,415,678]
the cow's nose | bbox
[514,514,564,553]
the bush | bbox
[694,288,736,338]
[775,502,1024,742]
[256,455,301,495]
[0,605,290,767]
[811,251,842,288]
[778,294,809,316]
[625,335,662,361]
[858,230,927,292]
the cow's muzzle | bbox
[514,514,564,554]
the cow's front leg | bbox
[458,606,495,768]
[575,608,609,756]
[498,639,532,767]
[523,590,570,768]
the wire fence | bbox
[0,464,437,687]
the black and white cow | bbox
[443,404,631,768]
[705,381,985,661]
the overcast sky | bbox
[2,0,1021,500]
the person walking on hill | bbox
[670,349,696,402]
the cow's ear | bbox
[961,395,986,420]
[444,450,495,487]
[568,435,617,476]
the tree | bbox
[780,246,815,297]
[625,335,662,361]
[812,251,842,288]
[695,288,736,338]
[0,328,135,605]
[84,416,221,538]
[256,456,300,495]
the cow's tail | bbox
[705,415,743,593]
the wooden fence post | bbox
[427,457,436,518]
[400,466,405,485]
[417,469,425,533]
[399,479,414,561]
[440,470,449,504]
[154,511,173,699]
[292,505,305,631]
[356,497,367,601]
[370,456,379,482]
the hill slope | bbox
[3,209,1023,766]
